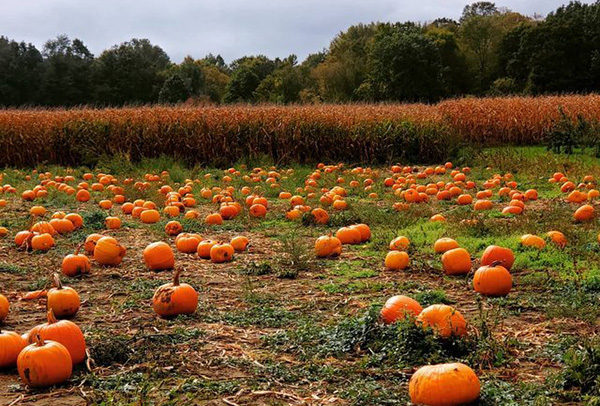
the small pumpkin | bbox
[433,238,459,254]
[144,242,175,271]
[197,240,217,259]
[47,274,80,318]
[175,233,202,254]
[94,236,126,266]
[140,209,160,223]
[480,245,515,270]
[336,227,362,245]
[389,236,410,251]
[547,230,567,248]
[61,246,91,277]
[25,309,86,365]
[385,251,410,270]
[473,262,512,297]
[18,334,73,387]
[315,235,342,258]
[165,220,183,236]
[205,213,223,225]
[84,233,104,255]
[520,234,546,249]
[0,294,9,322]
[152,268,198,318]
[350,224,371,242]
[231,236,249,252]
[441,248,471,275]
[0,330,28,368]
[31,233,55,251]
[573,204,594,222]
[380,295,422,324]
[409,363,480,406]
[210,243,234,263]
[417,304,467,338]
[105,216,122,230]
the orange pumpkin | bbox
[381,295,422,324]
[197,240,217,259]
[165,220,183,236]
[65,213,83,229]
[573,204,595,222]
[94,236,126,266]
[31,233,55,251]
[409,363,480,406]
[105,216,122,230]
[0,294,8,322]
[47,274,80,319]
[315,235,342,258]
[350,224,371,242]
[61,246,91,277]
[389,236,410,251]
[175,233,202,254]
[205,213,223,225]
[25,309,86,366]
[417,304,467,338]
[231,236,250,252]
[249,203,267,218]
[210,243,234,263]
[0,330,27,368]
[144,242,175,271]
[140,209,160,223]
[311,208,329,224]
[152,269,198,318]
[433,238,459,254]
[547,230,567,248]
[480,245,515,271]
[520,234,546,249]
[473,263,512,297]
[441,248,471,275]
[385,251,410,270]
[18,334,73,387]
[336,227,362,245]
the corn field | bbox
[1,95,599,167]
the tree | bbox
[39,35,94,106]
[93,38,171,105]
[426,27,471,95]
[460,2,499,21]
[158,73,191,104]
[255,55,304,103]
[367,23,444,102]
[0,37,44,106]
[224,56,276,103]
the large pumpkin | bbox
[380,295,422,324]
[26,310,86,365]
[473,263,512,297]
[315,235,342,258]
[17,334,72,387]
[0,293,8,322]
[0,330,27,368]
[409,363,480,406]
[47,274,80,318]
[441,248,471,275]
[61,246,91,277]
[417,305,467,338]
[152,269,198,318]
[144,242,175,271]
[480,245,515,270]
[94,236,126,266]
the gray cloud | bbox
[0,0,593,63]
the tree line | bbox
[1,1,599,107]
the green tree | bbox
[367,23,444,102]
[255,55,304,103]
[158,73,191,104]
[40,35,94,106]
[93,38,171,105]
[224,56,276,103]
[0,36,44,106]
[426,27,471,95]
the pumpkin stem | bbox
[173,268,182,286]
[490,260,504,267]
[53,273,63,290]
[75,243,84,256]
[34,333,45,347]
[47,308,58,324]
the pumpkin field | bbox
[0,105,600,405]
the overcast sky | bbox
[1,0,591,63]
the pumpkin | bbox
[473,262,512,297]
[0,294,8,322]
[76,189,90,202]
[380,295,422,324]
[433,238,459,254]
[61,246,91,277]
[473,199,493,210]
[315,235,342,258]
[210,243,234,263]
[94,236,126,266]
[25,310,86,365]
[350,224,371,242]
[441,248,471,275]
[249,203,267,218]
[144,242,175,271]
[231,236,249,252]
[480,245,515,270]
[18,334,72,387]
[520,234,546,249]
[140,209,160,223]
[31,233,55,251]
[547,230,567,248]
[417,304,467,338]
[152,268,198,318]
[84,233,104,255]
[385,251,410,270]
[205,213,223,225]
[409,363,480,406]
[197,240,217,259]
[105,216,122,229]
[31,221,56,235]
[389,236,410,251]
[30,205,47,217]
[49,218,75,234]
[175,233,202,254]
[430,214,446,222]
[47,274,80,318]
[165,220,183,236]
[0,330,27,368]
[15,230,34,250]
[573,204,594,222]
[311,208,329,224]
[65,213,83,229]
[336,227,362,245]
